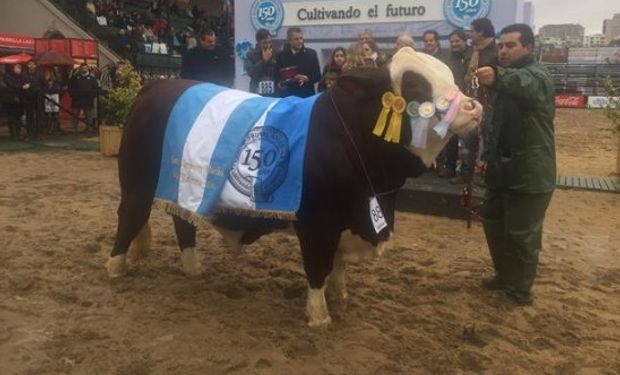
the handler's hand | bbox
[476,66,496,87]
[295,74,309,83]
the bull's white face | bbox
[388,47,482,164]
[389,47,482,135]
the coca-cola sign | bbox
[555,94,586,108]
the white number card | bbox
[258,80,275,95]
[369,197,388,234]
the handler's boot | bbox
[501,250,538,306]
[481,275,504,290]
[482,218,505,287]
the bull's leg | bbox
[172,215,202,277]
[213,226,244,257]
[327,248,347,301]
[107,193,153,277]
[296,218,341,328]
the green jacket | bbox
[484,54,556,193]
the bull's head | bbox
[337,47,483,166]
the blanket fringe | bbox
[152,199,297,222]
[152,199,209,226]
[214,206,297,220]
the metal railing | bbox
[544,63,620,96]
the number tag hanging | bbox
[257,80,275,95]
[369,197,388,234]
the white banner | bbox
[587,96,620,109]
[282,0,444,26]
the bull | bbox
[106,48,482,327]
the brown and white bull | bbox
[106,48,482,327]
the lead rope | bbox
[329,89,378,197]
[462,71,487,228]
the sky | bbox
[530,0,619,34]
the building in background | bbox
[539,24,584,48]
[584,34,606,48]
[603,13,620,45]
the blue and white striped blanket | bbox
[154,83,319,221]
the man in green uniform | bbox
[476,24,556,305]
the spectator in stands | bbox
[361,40,387,67]
[184,31,197,52]
[319,70,339,92]
[143,24,156,43]
[86,0,97,16]
[465,18,498,88]
[395,33,415,51]
[322,47,347,76]
[318,46,346,92]
[180,29,233,87]
[3,64,25,140]
[245,28,277,96]
[442,30,472,182]
[68,63,99,134]
[358,30,374,44]
[111,28,132,58]
[22,60,43,140]
[275,26,321,98]
[463,18,499,183]
[447,30,470,91]
[41,69,62,134]
[422,30,449,62]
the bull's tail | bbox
[128,221,152,262]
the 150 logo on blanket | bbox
[229,126,290,202]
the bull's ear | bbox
[337,67,390,99]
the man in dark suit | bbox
[180,29,233,87]
[275,27,321,98]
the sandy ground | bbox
[0,109,618,374]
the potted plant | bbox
[99,62,142,156]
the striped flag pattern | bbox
[155,83,319,221]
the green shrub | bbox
[602,76,620,134]
[101,62,142,127]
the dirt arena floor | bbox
[0,109,618,374]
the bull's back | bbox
[118,79,199,193]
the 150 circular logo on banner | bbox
[443,0,491,29]
[251,0,284,36]
[229,126,290,203]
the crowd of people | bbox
[1,61,100,140]
[82,0,232,60]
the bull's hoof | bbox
[307,315,332,328]
[106,254,128,278]
[181,248,202,278]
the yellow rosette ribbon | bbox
[373,92,406,143]
[385,96,406,143]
